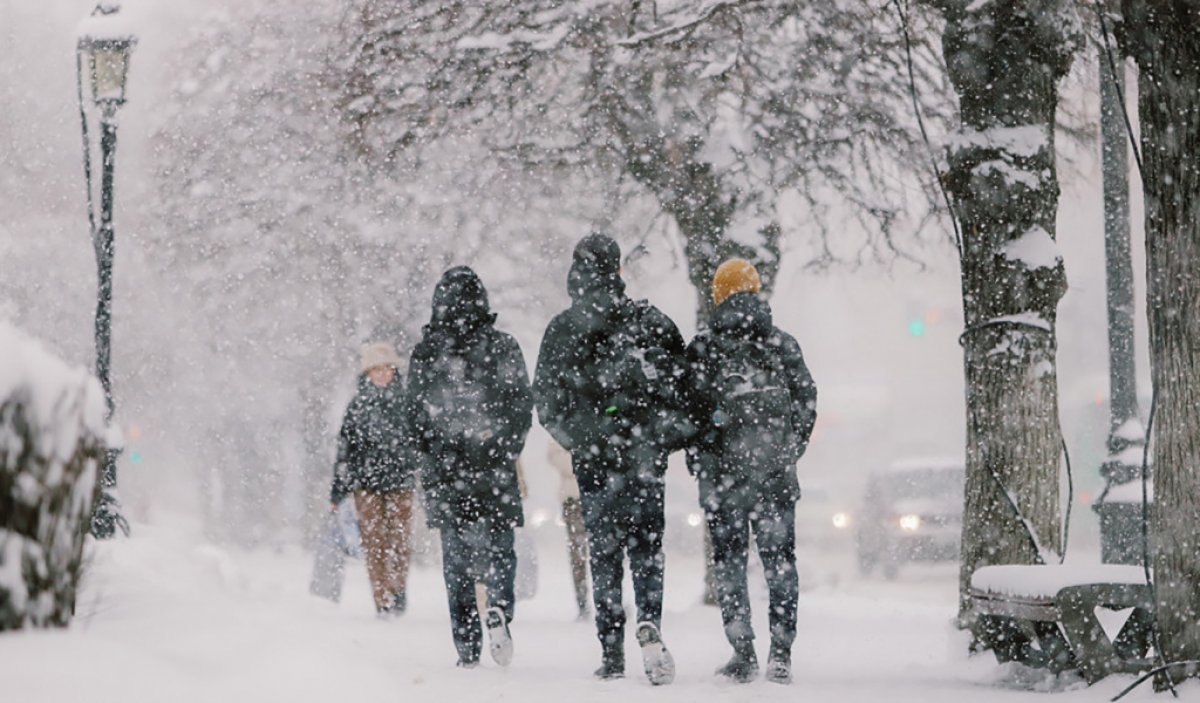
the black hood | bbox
[711,291,773,341]
[429,266,496,336]
[568,232,625,303]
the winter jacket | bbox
[684,291,817,507]
[408,267,532,529]
[330,373,414,504]
[533,240,693,491]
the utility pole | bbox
[1093,7,1146,564]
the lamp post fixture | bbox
[77,1,136,539]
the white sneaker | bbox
[636,621,675,686]
[486,607,513,667]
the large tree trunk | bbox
[933,0,1079,622]
[1122,0,1200,679]
[1,326,107,630]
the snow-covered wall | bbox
[0,321,107,631]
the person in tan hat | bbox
[329,341,416,617]
[684,258,817,685]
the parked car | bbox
[855,458,965,579]
[795,481,855,551]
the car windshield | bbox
[880,468,963,501]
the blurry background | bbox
[0,0,1151,563]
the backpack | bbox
[428,332,504,446]
[589,301,680,427]
[713,336,795,473]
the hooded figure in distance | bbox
[408,266,532,669]
[533,233,692,685]
[684,258,817,685]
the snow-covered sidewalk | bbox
[0,519,1187,702]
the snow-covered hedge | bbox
[0,322,107,631]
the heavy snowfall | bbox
[2,1,1199,702]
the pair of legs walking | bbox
[354,489,414,614]
[562,496,590,618]
[577,463,674,685]
[439,519,517,667]
[705,497,799,684]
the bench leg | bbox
[976,615,1034,665]
[1033,620,1078,674]
[1058,585,1157,683]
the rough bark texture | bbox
[1121,0,1200,677]
[0,395,104,631]
[934,0,1079,621]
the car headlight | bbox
[530,509,550,527]
[898,514,921,532]
[831,512,850,529]
[686,512,704,528]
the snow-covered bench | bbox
[970,564,1154,683]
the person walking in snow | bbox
[684,259,817,685]
[330,342,417,617]
[547,439,590,620]
[407,266,533,669]
[533,233,693,685]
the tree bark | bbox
[1,389,104,630]
[1121,0,1200,679]
[934,0,1079,622]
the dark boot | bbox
[594,643,625,680]
[391,591,407,615]
[715,642,759,683]
[765,643,792,684]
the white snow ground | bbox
[1,517,1189,703]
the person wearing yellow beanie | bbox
[683,258,818,685]
[712,258,763,307]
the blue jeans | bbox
[576,452,666,649]
[705,499,798,651]
[439,520,516,662]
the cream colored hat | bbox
[360,342,403,373]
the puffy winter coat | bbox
[408,267,532,529]
[684,291,817,507]
[533,238,692,491]
[330,373,414,504]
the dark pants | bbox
[439,520,517,663]
[576,453,666,649]
[705,497,798,651]
[563,496,590,613]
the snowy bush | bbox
[0,322,107,631]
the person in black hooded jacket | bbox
[533,233,691,685]
[685,258,817,685]
[407,266,532,669]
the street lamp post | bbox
[77,2,136,539]
[1092,8,1148,565]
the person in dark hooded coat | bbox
[684,258,817,685]
[407,266,533,669]
[329,342,416,616]
[533,233,691,685]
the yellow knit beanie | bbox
[712,258,762,306]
